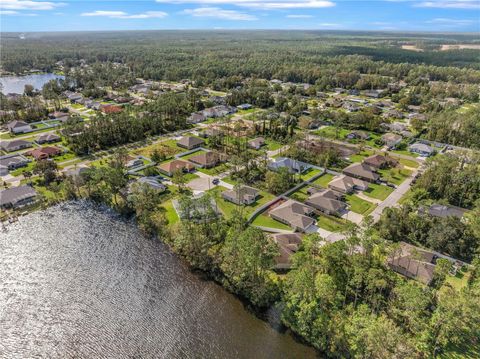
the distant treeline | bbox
[2,31,480,88]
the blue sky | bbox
[1,0,479,32]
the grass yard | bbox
[252,213,292,230]
[312,126,350,140]
[364,183,394,200]
[312,173,334,188]
[162,200,179,225]
[397,157,419,168]
[348,150,374,163]
[183,172,199,182]
[299,168,322,182]
[221,176,238,185]
[133,139,184,158]
[316,214,349,232]
[378,167,412,185]
[345,194,376,215]
[289,186,310,202]
[179,149,207,161]
[264,139,283,151]
[392,149,419,157]
[197,162,230,176]
[10,161,35,176]
[398,189,413,205]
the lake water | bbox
[0,73,64,94]
[0,202,318,359]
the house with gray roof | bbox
[419,204,467,219]
[268,157,312,174]
[409,142,435,157]
[328,175,369,194]
[0,185,38,209]
[271,233,303,270]
[305,191,347,216]
[0,154,29,175]
[381,133,403,149]
[0,139,33,152]
[269,199,316,232]
[6,120,32,134]
[222,185,259,205]
[247,137,265,150]
[37,133,61,144]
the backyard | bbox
[364,183,394,200]
[311,173,335,188]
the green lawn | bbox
[364,183,394,200]
[392,149,419,157]
[348,150,374,163]
[133,139,184,158]
[289,186,310,202]
[54,152,78,163]
[211,187,276,219]
[345,194,376,215]
[398,189,413,205]
[252,214,292,230]
[179,149,207,161]
[162,200,179,225]
[312,126,350,140]
[316,214,349,232]
[378,167,412,185]
[264,139,283,151]
[197,162,230,176]
[220,176,239,185]
[10,161,35,176]
[312,173,334,188]
[397,157,419,168]
[299,168,322,182]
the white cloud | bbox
[428,17,474,24]
[286,14,314,18]
[0,9,38,15]
[0,0,64,11]
[81,10,168,19]
[414,1,480,9]
[318,22,340,27]
[183,7,257,20]
[157,0,335,9]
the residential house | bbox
[237,104,253,110]
[135,177,166,192]
[269,199,316,232]
[328,175,369,194]
[383,110,404,120]
[25,146,62,160]
[363,154,398,169]
[188,151,226,168]
[409,143,435,157]
[50,111,70,122]
[388,242,446,285]
[173,193,220,222]
[6,120,32,134]
[386,121,408,132]
[222,185,259,205]
[343,102,360,112]
[0,139,32,152]
[381,133,403,149]
[0,185,38,209]
[36,133,61,144]
[158,159,195,176]
[247,137,266,150]
[271,233,303,270]
[419,204,467,219]
[177,136,205,150]
[101,105,123,114]
[305,191,347,216]
[187,112,207,124]
[0,154,29,175]
[268,157,312,174]
[363,89,385,98]
[200,127,223,138]
[343,163,380,183]
[346,130,370,140]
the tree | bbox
[171,169,188,192]
[24,84,34,96]
[221,227,279,307]
[265,167,295,195]
[33,159,58,184]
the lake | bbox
[0,73,64,94]
[0,202,318,358]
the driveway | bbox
[341,211,363,224]
[186,177,216,193]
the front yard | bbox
[364,183,394,200]
[311,173,334,188]
[316,213,349,232]
[251,213,292,230]
[378,167,412,185]
[345,194,376,215]
[299,168,322,182]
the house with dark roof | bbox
[36,133,61,144]
[0,139,32,152]
[176,136,205,150]
[328,175,369,194]
[269,199,316,232]
[222,185,259,205]
[247,137,266,150]
[271,233,303,270]
[158,159,195,176]
[346,130,370,140]
[305,191,347,216]
[188,151,226,168]
[25,146,62,160]
[187,112,207,124]
[6,120,33,134]
[268,157,312,174]
[0,154,29,172]
[0,185,38,209]
[363,154,398,169]
[237,104,253,110]
[135,177,167,192]
[343,162,380,183]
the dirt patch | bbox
[401,45,423,52]
[440,44,480,51]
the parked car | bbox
[212,178,220,185]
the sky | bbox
[1,0,479,32]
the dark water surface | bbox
[0,202,318,359]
